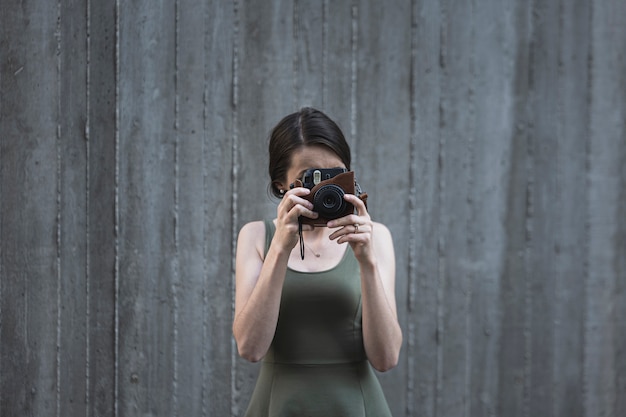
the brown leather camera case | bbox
[295,171,367,226]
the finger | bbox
[290,204,319,221]
[281,192,314,213]
[283,188,312,204]
[328,222,368,240]
[284,186,311,198]
[282,192,317,214]
[336,230,370,245]
[327,214,362,229]
[343,193,367,215]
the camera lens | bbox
[323,194,337,208]
[313,184,346,218]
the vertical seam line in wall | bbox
[322,0,328,109]
[350,0,358,164]
[407,0,418,315]
[581,0,593,413]
[465,0,477,413]
[407,0,418,414]
[0,22,2,408]
[553,1,565,415]
[231,0,240,415]
[202,1,210,414]
[523,1,538,416]
[173,0,181,415]
[55,1,62,416]
[85,0,92,415]
[292,0,299,109]
[436,0,448,414]
[0,21,2,411]
[114,0,121,415]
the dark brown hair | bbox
[268,107,351,198]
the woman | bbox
[233,107,402,416]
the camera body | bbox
[291,168,366,226]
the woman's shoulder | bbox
[372,221,392,237]
[240,219,266,233]
[238,220,271,240]
[239,219,278,243]
[237,220,272,261]
[371,221,394,248]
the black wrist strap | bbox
[298,218,305,260]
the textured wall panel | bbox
[1,1,624,416]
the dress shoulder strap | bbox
[263,219,275,257]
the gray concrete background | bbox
[1,0,625,416]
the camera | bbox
[290,168,366,226]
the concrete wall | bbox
[1,0,624,416]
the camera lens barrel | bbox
[313,184,347,218]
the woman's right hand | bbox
[273,187,318,252]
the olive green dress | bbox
[243,220,393,417]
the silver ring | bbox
[354,224,359,233]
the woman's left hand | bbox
[327,194,374,263]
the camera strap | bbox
[298,218,306,260]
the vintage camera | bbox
[291,168,367,226]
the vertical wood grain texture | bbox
[437,0,474,415]
[58,1,89,416]
[1,1,625,416]
[354,1,412,412]
[585,1,626,416]
[202,1,235,415]
[527,0,559,415]
[551,2,589,416]
[116,1,178,415]
[466,2,515,417]
[173,0,206,415]
[1,2,61,416]
[86,0,118,415]
[498,1,532,416]
[409,1,442,416]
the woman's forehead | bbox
[288,145,345,171]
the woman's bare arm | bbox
[233,188,317,361]
[328,194,403,371]
[232,221,290,362]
